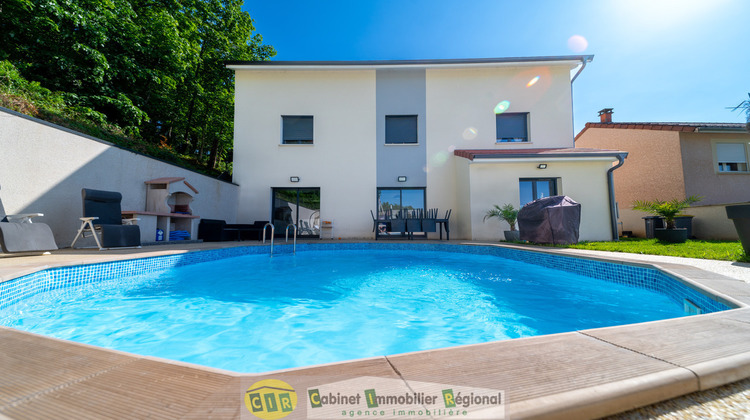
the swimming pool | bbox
[0,243,733,373]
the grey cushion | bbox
[82,189,124,225]
[0,222,58,253]
[100,224,141,248]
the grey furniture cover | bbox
[518,196,581,245]
[0,218,58,253]
[82,188,141,248]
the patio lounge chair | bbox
[0,213,58,254]
[71,188,141,250]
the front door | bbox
[272,188,320,238]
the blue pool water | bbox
[0,249,692,373]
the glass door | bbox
[272,188,320,238]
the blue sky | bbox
[243,0,750,134]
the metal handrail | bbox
[285,224,297,254]
[262,223,275,256]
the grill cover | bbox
[518,196,581,244]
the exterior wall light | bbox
[537,164,547,169]
[290,176,300,182]
[397,176,407,182]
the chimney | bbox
[598,108,614,123]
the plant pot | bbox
[642,216,664,239]
[674,215,694,238]
[504,230,520,242]
[726,204,750,254]
[654,228,688,243]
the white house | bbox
[228,56,626,241]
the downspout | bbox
[570,55,594,138]
[571,55,594,83]
[607,153,628,241]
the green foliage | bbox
[483,204,519,231]
[729,92,750,123]
[557,238,748,262]
[632,196,702,229]
[0,0,274,175]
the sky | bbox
[242,0,750,134]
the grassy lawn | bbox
[553,238,749,262]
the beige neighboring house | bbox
[575,109,750,239]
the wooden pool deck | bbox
[1,241,749,419]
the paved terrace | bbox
[0,241,749,419]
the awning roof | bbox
[453,148,627,161]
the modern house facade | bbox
[229,56,626,241]
[575,109,750,239]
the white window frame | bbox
[713,141,749,173]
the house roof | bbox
[226,55,594,71]
[453,148,627,161]
[575,122,748,140]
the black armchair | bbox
[70,189,141,249]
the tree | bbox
[0,0,274,172]
[730,93,750,131]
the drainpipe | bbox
[571,55,594,83]
[607,153,628,241]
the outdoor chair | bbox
[437,209,451,240]
[0,213,58,254]
[71,188,141,250]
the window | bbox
[519,178,557,206]
[282,116,313,144]
[716,142,748,172]
[496,113,529,143]
[377,188,425,218]
[385,115,418,144]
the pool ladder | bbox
[285,224,297,254]
[262,223,297,256]
[262,223,275,256]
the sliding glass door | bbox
[377,188,425,218]
[272,188,320,237]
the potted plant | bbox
[729,92,750,131]
[483,204,520,241]
[633,196,702,243]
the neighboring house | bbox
[575,109,750,239]
[228,56,626,241]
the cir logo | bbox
[244,379,298,419]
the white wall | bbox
[232,63,604,241]
[466,159,615,242]
[233,70,377,238]
[0,108,239,246]
[424,66,576,235]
